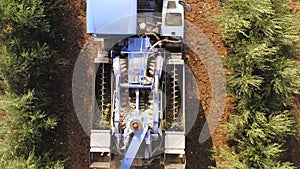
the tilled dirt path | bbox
[54,0,299,168]
[52,0,237,169]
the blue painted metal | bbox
[87,0,188,168]
[127,38,151,85]
[120,124,149,169]
[127,38,150,52]
[86,0,137,34]
[113,37,165,168]
[155,55,164,78]
[128,55,145,84]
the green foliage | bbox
[213,0,300,168]
[0,0,64,168]
[0,43,59,95]
[0,152,38,169]
[0,92,63,169]
[0,92,55,155]
[0,150,64,169]
[0,0,65,95]
[211,146,295,169]
[0,0,50,50]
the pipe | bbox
[140,32,160,42]
[113,56,121,133]
[144,39,182,80]
[135,89,139,111]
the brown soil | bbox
[54,1,90,169]
[184,0,229,146]
[54,0,299,169]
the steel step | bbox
[90,162,110,169]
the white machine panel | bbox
[90,130,111,152]
[165,131,185,154]
[87,0,137,34]
[161,0,184,38]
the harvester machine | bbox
[86,0,190,168]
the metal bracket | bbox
[179,0,192,11]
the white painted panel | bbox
[165,131,185,154]
[87,0,137,34]
[90,130,111,152]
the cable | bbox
[143,39,182,80]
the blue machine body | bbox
[112,38,163,169]
[88,1,187,169]
[126,38,150,85]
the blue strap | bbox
[120,125,148,169]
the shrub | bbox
[0,0,64,168]
[212,0,300,168]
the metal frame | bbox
[88,1,188,168]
